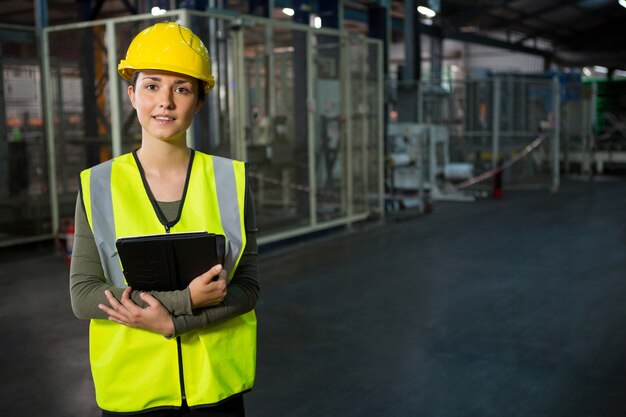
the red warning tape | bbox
[248,132,550,200]
[453,132,548,191]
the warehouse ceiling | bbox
[0,0,625,70]
[436,0,626,69]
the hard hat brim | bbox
[118,62,215,92]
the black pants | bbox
[101,395,245,417]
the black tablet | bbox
[116,231,225,291]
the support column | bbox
[551,76,561,192]
[203,0,228,153]
[292,0,311,218]
[368,3,389,212]
[430,35,442,83]
[367,3,389,77]
[38,0,60,234]
[403,0,421,81]
[491,77,501,171]
[106,21,122,158]
[398,0,420,122]
[75,0,100,167]
[319,0,343,31]
[0,40,7,199]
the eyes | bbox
[142,83,192,95]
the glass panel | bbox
[242,24,311,235]
[112,20,153,155]
[37,14,384,247]
[313,32,344,222]
[48,25,113,220]
[365,41,382,215]
[0,29,50,241]
[451,77,556,189]
[348,38,378,216]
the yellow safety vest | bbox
[79,150,256,413]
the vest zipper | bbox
[165,225,186,405]
[176,336,187,404]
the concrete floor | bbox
[2,177,626,417]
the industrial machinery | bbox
[387,123,474,210]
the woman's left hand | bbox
[99,287,175,337]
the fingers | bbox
[121,287,132,302]
[188,266,229,308]
[139,292,161,308]
[102,289,121,308]
[99,288,141,325]
[99,289,125,319]
[98,291,128,324]
[214,269,228,300]
[97,289,173,335]
[215,271,228,301]
[218,268,228,282]
[119,287,142,313]
[199,264,223,282]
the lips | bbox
[153,114,175,122]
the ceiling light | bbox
[282,8,295,16]
[619,0,626,8]
[417,6,436,18]
[593,65,608,73]
[314,16,322,28]
[151,6,166,16]
[582,67,592,76]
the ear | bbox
[127,85,137,109]
[194,98,204,114]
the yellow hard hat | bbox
[118,22,215,92]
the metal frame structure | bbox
[386,73,565,202]
[40,9,385,247]
[0,23,49,247]
[416,75,562,193]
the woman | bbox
[69,22,259,417]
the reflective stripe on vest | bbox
[89,159,125,287]
[212,155,243,274]
[79,152,255,412]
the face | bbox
[128,70,203,144]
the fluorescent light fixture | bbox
[282,7,295,16]
[314,16,322,28]
[620,0,626,8]
[417,6,436,18]
[151,6,166,16]
[614,69,626,77]
[582,67,592,76]
[593,65,608,73]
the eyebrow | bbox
[141,76,192,85]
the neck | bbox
[136,138,190,173]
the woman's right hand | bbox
[188,264,228,309]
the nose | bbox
[158,89,174,109]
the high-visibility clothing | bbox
[79,150,256,413]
